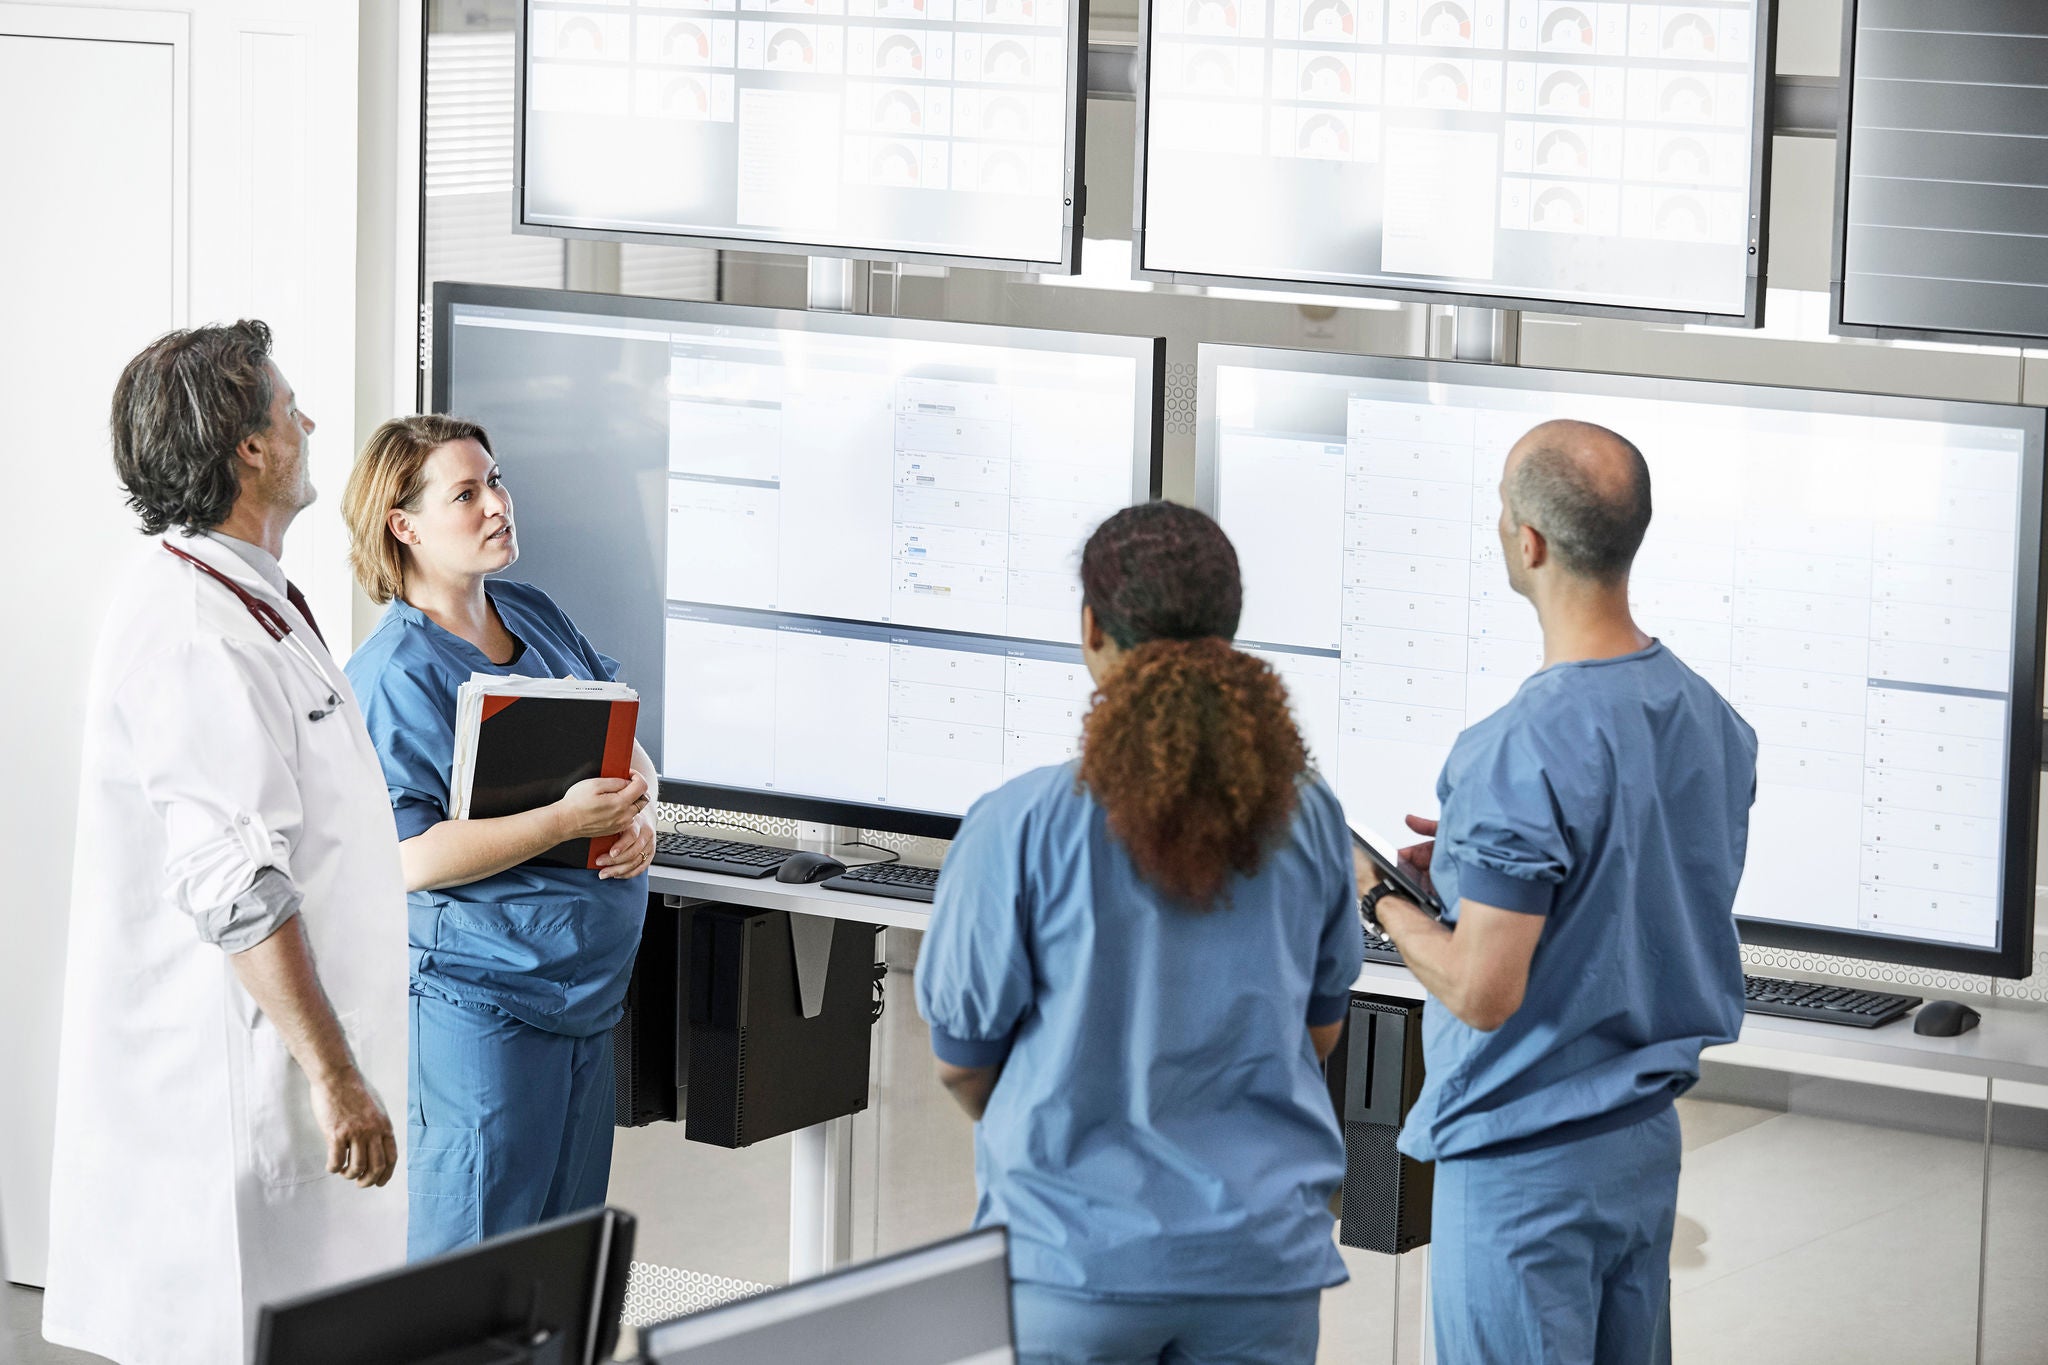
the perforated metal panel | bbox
[620,1261,772,1330]
[1742,943,2048,1004]
[1164,361,1197,437]
[656,803,951,865]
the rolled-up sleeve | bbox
[352,664,455,840]
[916,794,1034,1069]
[1306,784,1365,1027]
[1440,732,1570,916]
[215,866,303,953]
[119,640,304,949]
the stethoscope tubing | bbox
[163,542,345,720]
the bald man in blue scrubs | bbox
[1366,420,1756,1365]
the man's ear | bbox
[1519,523,1547,571]
[1081,603,1105,653]
[235,426,268,474]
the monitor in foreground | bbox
[434,282,1162,839]
[1199,346,2044,977]
[643,1227,1013,1365]
[255,1207,634,1365]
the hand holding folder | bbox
[450,674,642,871]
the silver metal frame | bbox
[1194,342,2046,980]
[511,0,1090,274]
[1131,0,1778,327]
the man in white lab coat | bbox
[42,321,409,1365]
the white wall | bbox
[0,0,361,1287]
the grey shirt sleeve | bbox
[198,866,303,954]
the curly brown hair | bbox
[1078,503,1308,908]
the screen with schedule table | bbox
[1200,347,2043,957]
[437,286,1158,832]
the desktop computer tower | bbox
[613,896,685,1127]
[1325,992,1432,1255]
[685,905,882,1149]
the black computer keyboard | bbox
[1362,917,1404,966]
[652,833,792,879]
[823,862,941,903]
[1742,974,1921,1029]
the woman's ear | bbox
[1081,603,1104,653]
[387,507,417,547]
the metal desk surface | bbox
[647,865,937,932]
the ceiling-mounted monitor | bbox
[1198,344,2044,978]
[433,282,1163,839]
[515,0,1086,272]
[1136,0,1775,324]
[1832,0,2048,347]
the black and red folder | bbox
[450,675,641,871]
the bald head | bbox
[1502,420,1651,584]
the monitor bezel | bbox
[1828,0,2048,350]
[1195,342,2044,979]
[510,0,1089,274]
[432,279,1165,843]
[1131,0,1778,327]
[642,1225,1012,1359]
[253,1206,633,1365]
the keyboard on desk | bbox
[652,833,791,878]
[1742,974,1920,1029]
[823,862,941,903]
[1362,919,1404,966]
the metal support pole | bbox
[789,1116,856,1280]
[1450,306,1519,366]
[807,256,870,314]
[784,253,868,1283]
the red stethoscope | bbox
[164,542,345,722]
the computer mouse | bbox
[776,850,848,884]
[1912,999,1981,1038]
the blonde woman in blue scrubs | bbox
[342,414,657,1260]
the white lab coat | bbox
[42,534,409,1365]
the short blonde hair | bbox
[343,414,494,604]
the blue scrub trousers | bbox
[407,991,616,1262]
[1010,1284,1322,1365]
[1430,1104,1680,1365]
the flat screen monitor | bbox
[1136,0,1774,324]
[643,1227,1012,1364]
[1831,0,2048,347]
[433,282,1163,839]
[1197,345,2045,978]
[255,1207,634,1365]
[516,0,1086,271]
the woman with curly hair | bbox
[916,501,1363,1365]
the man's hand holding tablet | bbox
[1350,815,1447,930]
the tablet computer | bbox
[1348,820,1446,917]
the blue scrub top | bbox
[1399,640,1756,1163]
[346,580,647,1038]
[916,763,1361,1299]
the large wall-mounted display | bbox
[1138,0,1775,324]
[1199,345,2045,977]
[434,282,1163,839]
[516,0,1086,270]
[1832,0,2048,347]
